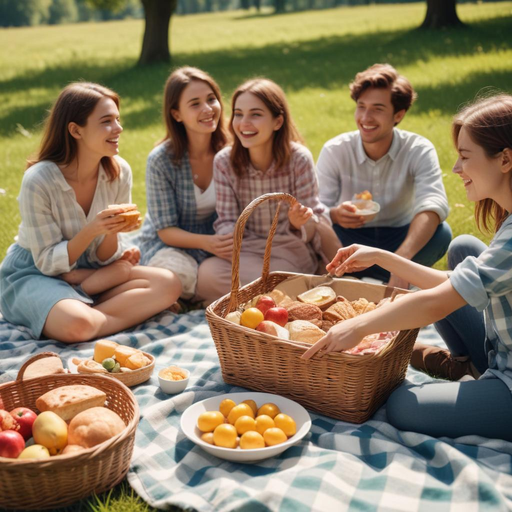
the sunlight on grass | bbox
[1,3,511,258]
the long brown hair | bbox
[160,66,229,163]
[452,94,512,233]
[229,78,303,176]
[27,82,121,181]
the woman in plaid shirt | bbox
[196,78,339,303]
[0,83,180,342]
[303,94,512,441]
[137,67,230,299]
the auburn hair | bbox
[229,78,303,176]
[27,82,121,181]
[452,93,512,233]
[349,63,417,114]
[160,66,229,163]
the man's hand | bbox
[330,202,366,229]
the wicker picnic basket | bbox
[0,352,140,510]
[206,193,419,423]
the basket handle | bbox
[225,192,297,315]
[16,352,62,382]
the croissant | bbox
[323,296,357,323]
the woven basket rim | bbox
[0,371,140,466]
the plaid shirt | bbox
[138,142,216,265]
[450,214,512,391]
[213,143,325,238]
[317,129,449,227]
[16,157,131,276]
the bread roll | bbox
[286,320,325,344]
[68,407,126,448]
[286,302,323,328]
[323,297,357,323]
[24,356,66,379]
[36,385,106,421]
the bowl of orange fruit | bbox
[180,392,311,462]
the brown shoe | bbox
[410,343,480,381]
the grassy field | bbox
[0,3,511,510]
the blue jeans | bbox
[333,221,452,281]
[386,235,512,441]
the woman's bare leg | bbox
[42,267,181,343]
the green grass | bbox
[0,3,511,510]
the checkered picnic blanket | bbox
[1,311,512,512]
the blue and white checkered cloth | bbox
[1,311,512,511]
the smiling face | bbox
[354,87,405,148]
[171,79,221,137]
[232,92,283,152]
[70,96,122,158]
[453,126,509,203]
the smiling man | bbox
[317,63,451,288]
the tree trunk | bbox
[274,0,286,13]
[138,0,177,65]
[421,0,463,29]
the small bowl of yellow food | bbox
[158,366,190,394]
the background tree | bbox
[421,0,463,29]
[0,0,51,27]
[49,0,78,24]
[274,0,286,13]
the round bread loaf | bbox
[68,407,126,448]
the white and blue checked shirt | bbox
[138,142,216,265]
[317,128,449,227]
[450,215,512,392]
[16,157,132,276]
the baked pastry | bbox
[24,356,66,379]
[286,301,323,328]
[297,286,336,310]
[68,407,125,448]
[286,320,325,344]
[107,203,140,228]
[354,190,372,201]
[350,298,377,315]
[36,385,106,421]
[323,296,357,323]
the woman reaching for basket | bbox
[195,78,340,303]
[136,67,231,300]
[303,93,512,441]
[0,82,181,343]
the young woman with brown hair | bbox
[136,67,230,299]
[0,82,180,342]
[303,94,512,441]
[196,78,339,304]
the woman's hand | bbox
[326,244,383,276]
[120,247,141,266]
[85,208,127,238]
[301,319,363,360]
[204,233,233,260]
[288,202,313,230]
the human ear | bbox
[273,114,284,131]
[68,122,81,140]
[500,148,512,173]
[171,109,182,123]
[393,109,406,126]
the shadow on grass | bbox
[0,13,510,136]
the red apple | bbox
[0,409,19,432]
[10,408,37,441]
[0,430,25,458]
[255,295,276,316]
[264,307,288,327]
[256,321,290,339]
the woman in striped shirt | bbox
[0,83,180,342]
[303,94,512,441]
[196,78,339,304]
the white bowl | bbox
[351,199,380,222]
[180,392,311,463]
[158,367,190,394]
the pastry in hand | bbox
[107,203,141,229]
